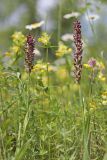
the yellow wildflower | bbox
[38,32,50,46]
[101,91,107,105]
[12,32,26,45]
[83,63,91,69]
[96,61,105,70]
[12,32,21,39]
[11,46,19,53]
[101,91,107,99]
[12,32,25,40]
[56,42,72,57]
[98,72,106,81]
[32,61,47,73]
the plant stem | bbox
[46,47,49,87]
[58,0,62,42]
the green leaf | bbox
[14,138,32,160]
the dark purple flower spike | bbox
[25,34,35,73]
[73,20,83,84]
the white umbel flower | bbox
[85,14,99,21]
[63,12,80,19]
[25,21,45,30]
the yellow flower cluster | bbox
[38,32,50,46]
[98,72,106,81]
[101,91,107,99]
[84,60,105,70]
[84,59,106,81]
[5,46,20,56]
[12,32,26,45]
[83,63,91,69]
[11,46,20,53]
[101,91,107,105]
[32,62,54,73]
[5,32,26,57]
[83,58,96,69]
[97,61,106,81]
[56,42,72,57]
[96,61,105,70]
[32,61,47,73]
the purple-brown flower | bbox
[88,58,96,68]
[25,34,35,73]
[73,20,83,83]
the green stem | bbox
[27,73,30,109]
[46,47,49,87]
[79,85,90,160]
[89,69,94,97]
[58,0,62,42]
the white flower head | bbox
[34,49,41,57]
[25,21,45,30]
[63,12,80,19]
[61,33,74,41]
[85,14,100,21]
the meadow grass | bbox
[0,21,107,160]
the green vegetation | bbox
[0,0,107,160]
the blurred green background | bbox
[0,0,107,60]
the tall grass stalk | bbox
[79,85,90,160]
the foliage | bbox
[0,1,107,160]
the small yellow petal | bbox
[38,32,50,45]
[83,64,91,69]
[11,46,19,53]
[56,42,72,57]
